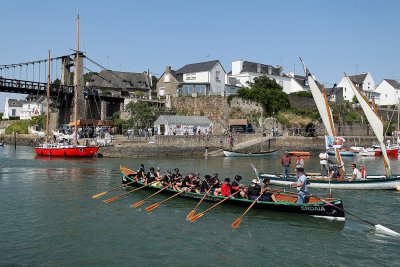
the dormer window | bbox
[216,71,220,81]
[164,74,170,83]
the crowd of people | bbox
[125,164,284,203]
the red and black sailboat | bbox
[34,15,99,157]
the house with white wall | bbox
[228,60,309,94]
[175,60,226,96]
[337,73,375,102]
[374,79,400,106]
[2,98,23,119]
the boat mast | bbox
[46,49,51,139]
[321,85,345,177]
[73,15,80,146]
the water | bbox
[1,145,400,266]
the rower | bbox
[289,167,308,204]
[146,167,157,185]
[221,178,239,197]
[247,179,261,200]
[200,175,212,193]
[137,164,145,181]
[210,173,222,196]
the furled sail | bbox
[345,74,391,176]
[299,58,345,173]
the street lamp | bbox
[272,109,275,137]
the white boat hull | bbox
[223,149,278,157]
[259,173,400,190]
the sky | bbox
[1,0,400,111]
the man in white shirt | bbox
[349,163,362,181]
[319,151,328,177]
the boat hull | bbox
[327,149,355,157]
[34,146,99,157]
[121,168,345,220]
[288,151,311,156]
[223,149,278,157]
[259,173,400,190]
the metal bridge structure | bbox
[0,53,124,127]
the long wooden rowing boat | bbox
[223,149,278,157]
[259,173,400,190]
[120,166,345,221]
[288,151,311,156]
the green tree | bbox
[125,101,156,129]
[237,76,290,115]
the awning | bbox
[228,119,248,126]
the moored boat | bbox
[327,149,355,157]
[288,151,311,156]
[120,166,345,220]
[34,144,99,157]
[259,173,400,190]
[223,149,278,157]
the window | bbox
[186,73,196,80]
[159,87,165,96]
[216,71,220,81]
[164,74,170,83]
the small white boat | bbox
[350,146,363,153]
[359,148,375,157]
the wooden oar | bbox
[103,181,156,203]
[302,190,400,237]
[186,186,213,220]
[189,191,239,222]
[145,191,183,212]
[131,184,174,208]
[92,180,135,198]
[231,194,263,229]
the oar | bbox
[189,191,239,222]
[303,190,400,237]
[231,193,263,229]
[103,181,157,203]
[131,183,174,208]
[186,186,213,220]
[145,191,183,212]
[92,180,135,198]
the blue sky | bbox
[1,0,400,111]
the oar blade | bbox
[375,224,400,237]
[131,200,145,208]
[186,210,195,221]
[92,191,107,199]
[145,203,160,212]
[103,196,119,203]
[189,212,203,222]
[231,218,242,229]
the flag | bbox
[325,136,345,149]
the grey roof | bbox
[325,86,343,95]
[384,79,400,89]
[241,61,282,76]
[89,70,151,89]
[154,115,212,127]
[348,73,368,85]
[176,60,220,74]
[8,99,22,107]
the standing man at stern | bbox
[290,168,308,204]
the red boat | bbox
[34,145,99,157]
[374,148,398,157]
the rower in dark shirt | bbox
[247,179,261,200]
[200,175,212,193]
[137,164,145,180]
[146,167,156,184]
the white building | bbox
[228,60,309,94]
[2,95,46,120]
[337,73,375,102]
[176,60,227,96]
[153,115,212,136]
[2,98,23,119]
[374,79,400,106]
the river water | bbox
[1,145,400,266]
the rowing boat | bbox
[327,149,355,157]
[120,166,345,220]
[223,149,278,157]
[259,173,400,190]
[288,151,311,156]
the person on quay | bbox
[349,163,362,181]
[247,179,261,200]
[281,151,291,178]
[319,151,328,177]
[290,167,308,204]
[221,178,239,197]
[260,178,277,202]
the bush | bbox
[291,91,313,98]
[5,120,31,134]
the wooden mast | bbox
[46,49,51,138]
[321,85,345,178]
[73,15,80,145]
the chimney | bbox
[165,66,172,73]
